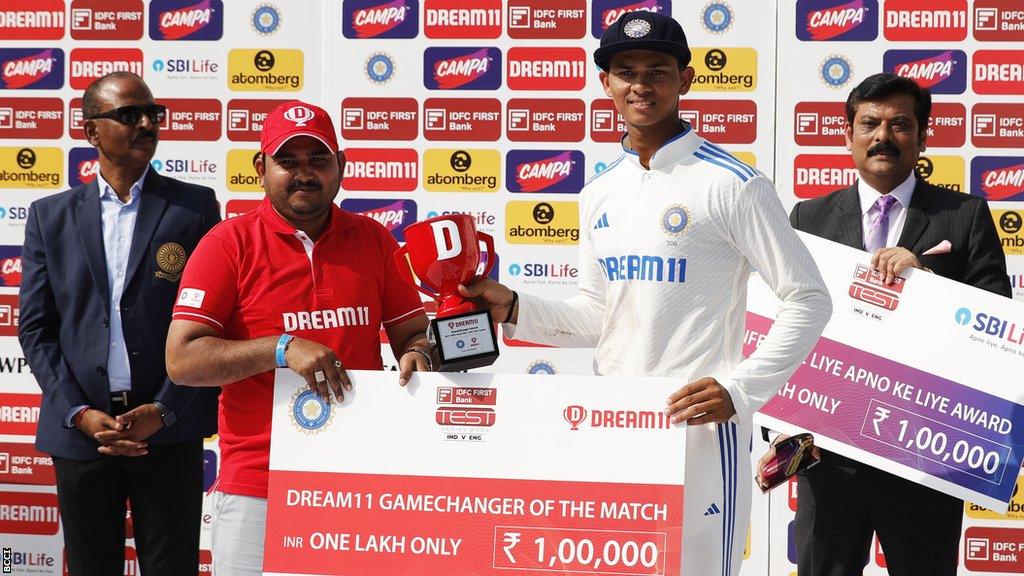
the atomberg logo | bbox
[972,156,1024,202]
[423,148,500,192]
[422,97,502,141]
[914,155,964,193]
[341,97,418,141]
[424,47,502,90]
[0,147,62,189]
[0,97,64,139]
[225,149,261,192]
[339,198,417,241]
[342,148,419,192]
[507,0,587,39]
[972,103,1024,149]
[0,0,65,40]
[228,49,303,92]
[69,48,144,90]
[68,147,99,187]
[0,246,21,287]
[796,0,878,42]
[149,0,223,41]
[883,50,966,94]
[992,210,1024,256]
[506,201,579,245]
[506,98,586,142]
[591,0,671,37]
[793,154,858,198]
[343,0,418,39]
[507,47,586,90]
[973,50,1024,95]
[424,0,502,39]
[883,0,967,41]
[506,150,584,193]
[0,49,64,90]
[689,48,757,92]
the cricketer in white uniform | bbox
[462,11,832,576]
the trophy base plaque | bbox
[428,309,500,372]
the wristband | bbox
[405,348,433,372]
[502,291,518,324]
[276,334,295,368]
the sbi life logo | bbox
[956,306,1024,346]
[0,206,28,220]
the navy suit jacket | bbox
[791,177,1011,476]
[19,170,221,460]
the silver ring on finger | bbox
[334,360,342,369]
[315,370,326,383]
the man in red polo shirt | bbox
[165,100,431,575]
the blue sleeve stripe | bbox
[694,151,750,182]
[698,143,758,179]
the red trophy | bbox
[394,214,499,371]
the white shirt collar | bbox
[622,123,703,172]
[96,165,150,203]
[857,172,916,216]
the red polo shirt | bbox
[172,198,423,497]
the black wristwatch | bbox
[153,400,177,428]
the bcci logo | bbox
[661,205,690,235]
[564,405,587,430]
[701,2,734,34]
[365,52,395,84]
[251,4,281,35]
[820,54,853,89]
[289,387,334,434]
[283,105,315,126]
[528,359,556,374]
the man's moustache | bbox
[867,143,900,157]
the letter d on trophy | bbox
[394,214,499,371]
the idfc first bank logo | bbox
[591,0,671,37]
[150,0,223,40]
[343,0,419,39]
[884,50,967,94]
[424,47,502,90]
[972,156,1024,202]
[0,49,63,90]
[506,150,584,193]
[796,0,878,41]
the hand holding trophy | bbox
[394,214,500,371]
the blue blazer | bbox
[19,170,221,460]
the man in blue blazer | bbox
[18,72,220,575]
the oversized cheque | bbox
[263,371,686,575]
[752,232,1024,512]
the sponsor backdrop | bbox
[0,1,1017,575]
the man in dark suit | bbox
[18,72,220,575]
[783,73,1010,575]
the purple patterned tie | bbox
[865,194,898,253]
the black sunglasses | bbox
[86,104,167,126]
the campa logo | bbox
[423,47,502,90]
[342,0,419,39]
[505,150,584,193]
[0,48,64,90]
[883,49,966,94]
[972,156,1024,202]
[796,0,878,42]
[149,0,223,41]
[68,147,99,187]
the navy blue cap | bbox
[594,11,692,71]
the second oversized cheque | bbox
[264,371,687,576]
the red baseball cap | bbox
[260,100,339,155]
